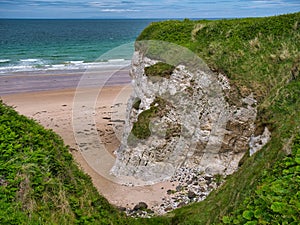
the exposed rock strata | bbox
[111,45,265,185]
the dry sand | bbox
[1,72,177,212]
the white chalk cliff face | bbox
[111,43,267,185]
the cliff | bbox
[112,12,300,223]
[1,12,299,225]
[111,41,267,184]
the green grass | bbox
[0,101,126,224]
[1,12,300,225]
[144,62,175,79]
[138,13,300,103]
[130,106,158,140]
[129,97,169,141]
[135,12,300,224]
[223,134,300,224]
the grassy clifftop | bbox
[137,12,300,224]
[1,12,299,224]
[138,13,300,102]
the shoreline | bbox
[0,67,131,96]
[0,71,179,214]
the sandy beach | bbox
[0,71,177,213]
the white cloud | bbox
[249,0,300,8]
[101,8,139,12]
[1,0,300,18]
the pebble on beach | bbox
[126,167,225,218]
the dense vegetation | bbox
[1,12,300,224]
[136,12,300,224]
[0,101,126,224]
[223,135,300,224]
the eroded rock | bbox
[111,44,268,185]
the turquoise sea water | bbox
[0,19,157,74]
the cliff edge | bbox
[111,41,267,184]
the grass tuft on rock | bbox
[144,62,175,79]
[129,97,169,141]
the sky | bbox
[0,0,300,19]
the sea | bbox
[0,19,158,75]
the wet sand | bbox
[0,68,131,95]
[0,71,177,212]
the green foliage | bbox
[223,134,300,224]
[137,20,195,45]
[144,62,175,79]
[0,100,125,224]
[136,12,300,225]
[132,98,141,110]
[213,174,224,185]
[131,107,158,140]
[129,97,169,140]
[138,13,300,102]
[1,12,300,225]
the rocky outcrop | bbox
[111,41,266,185]
[249,127,271,156]
[126,167,224,217]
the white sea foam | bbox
[20,59,39,62]
[108,58,125,62]
[0,59,131,74]
[0,59,10,63]
[66,61,85,64]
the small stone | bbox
[187,190,196,199]
[176,185,183,192]
[164,206,173,211]
[133,202,148,211]
[204,176,213,181]
[200,194,206,198]
[177,202,186,208]
[167,189,172,195]
[199,186,206,192]
[148,209,154,214]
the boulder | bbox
[133,202,148,211]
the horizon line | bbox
[0,15,278,20]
